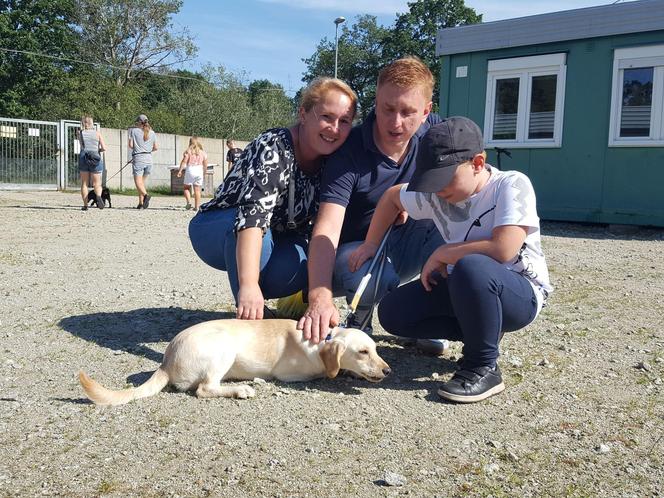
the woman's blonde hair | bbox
[299,77,358,119]
[377,56,434,101]
[187,136,204,155]
[141,122,152,141]
[81,116,94,130]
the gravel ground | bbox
[0,190,663,497]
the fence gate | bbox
[0,118,60,189]
[62,120,82,189]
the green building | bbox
[436,0,664,226]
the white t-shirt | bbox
[400,166,553,312]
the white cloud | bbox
[466,0,624,22]
[258,0,410,15]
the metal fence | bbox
[0,118,61,189]
[0,117,88,190]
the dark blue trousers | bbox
[378,254,539,368]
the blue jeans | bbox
[188,208,308,303]
[333,218,443,311]
[378,254,539,368]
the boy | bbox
[348,116,553,403]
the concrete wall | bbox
[99,127,248,192]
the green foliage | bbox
[303,0,482,114]
[302,15,389,118]
[1,0,482,139]
[384,0,482,107]
[74,0,197,88]
[0,0,79,118]
[0,0,295,139]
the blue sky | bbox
[173,0,622,95]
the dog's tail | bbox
[79,368,169,406]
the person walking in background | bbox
[177,136,208,211]
[225,139,243,178]
[188,77,357,320]
[78,115,106,211]
[128,114,157,209]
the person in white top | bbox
[177,136,208,211]
[349,116,553,403]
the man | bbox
[298,57,446,351]
[225,139,243,178]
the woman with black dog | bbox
[78,115,106,211]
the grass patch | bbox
[0,251,22,265]
[97,480,120,494]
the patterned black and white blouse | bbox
[200,128,320,236]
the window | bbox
[609,44,664,147]
[484,53,566,148]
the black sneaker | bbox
[96,197,104,209]
[81,205,88,211]
[437,365,505,403]
[143,194,151,209]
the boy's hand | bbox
[347,242,379,273]
[395,210,409,226]
[421,246,451,291]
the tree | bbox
[74,0,196,89]
[0,0,79,118]
[383,0,482,107]
[302,15,389,118]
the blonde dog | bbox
[79,319,390,406]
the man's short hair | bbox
[377,56,434,102]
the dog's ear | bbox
[319,340,347,379]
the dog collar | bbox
[324,332,332,342]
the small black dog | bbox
[87,187,112,208]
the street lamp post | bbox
[334,16,345,79]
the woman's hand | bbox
[347,242,379,273]
[177,170,183,178]
[236,283,265,320]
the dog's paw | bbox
[233,385,256,399]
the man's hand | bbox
[236,283,264,320]
[297,291,339,344]
[347,241,378,273]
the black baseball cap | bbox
[408,116,484,193]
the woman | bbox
[78,116,106,211]
[189,77,357,320]
[128,114,157,209]
[177,136,208,211]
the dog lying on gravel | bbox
[79,319,390,406]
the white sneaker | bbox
[416,339,449,356]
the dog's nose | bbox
[382,367,391,376]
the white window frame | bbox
[484,53,566,149]
[609,44,664,147]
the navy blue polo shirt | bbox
[320,110,442,244]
